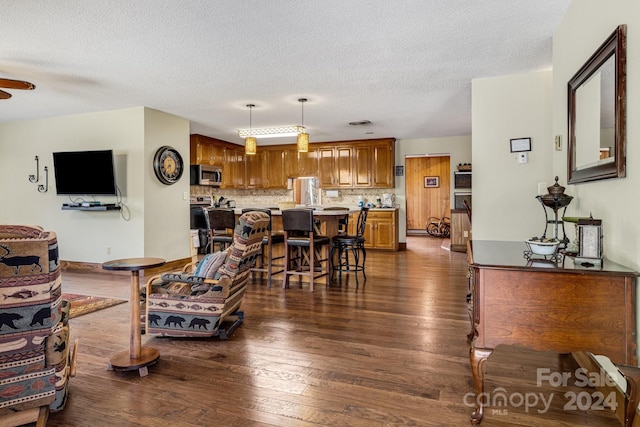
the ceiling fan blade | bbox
[0,78,35,90]
[0,89,12,99]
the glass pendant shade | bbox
[297,131,309,152]
[244,103,257,155]
[245,136,257,155]
[297,98,309,152]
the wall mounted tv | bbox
[53,149,118,196]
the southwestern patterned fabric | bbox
[146,211,269,337]
[0,225,71,414]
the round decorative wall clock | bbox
[153,146,184,185]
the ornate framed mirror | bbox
[568,24,626,184]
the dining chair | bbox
[241,208,285,287]
[330,207,369,285]
[282,208,331,292]
[203,207,236,253]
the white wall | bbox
[143,108,191,262]
[553,0,640,270]
[471,70,554,241]
[395,135,472,242]
[0,107,190,263]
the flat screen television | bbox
[53,149,117,196]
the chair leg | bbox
[282,243,290,289]
[361,245,367,279]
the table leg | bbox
[109,270,159,376]
[470,347,493,425]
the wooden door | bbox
[405,156,450,232]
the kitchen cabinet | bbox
[317,139,394,189]
[371,141,394,187]
[224,147,246,188]
[319,146,353,187]
[350,209,398,250]
[318,147,336,187]
[190,135,395,190]
[263,149,287,189]
[284,147,318,179]
[190,134,225,166]
[450,209,471,252]
[245,151,264,188]
[353,145,372,187]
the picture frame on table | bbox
[424,176,439,188]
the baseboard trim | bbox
[61,258,191,277]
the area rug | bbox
[63,293,127,318]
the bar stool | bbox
[241,208,285,287]
[203,207,236,253]
[330,207,369,285]
[282,208,331,292]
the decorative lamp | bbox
[245,104,257,155]
[297,98,309,152]
[576,217,603,265]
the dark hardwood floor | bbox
[43,237,619,426]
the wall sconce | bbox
[28,155,48,192]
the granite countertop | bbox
[232,206,397,215]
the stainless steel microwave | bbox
[190,165,222,186]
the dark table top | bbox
[469,240,638,276]
[102,257,166,272]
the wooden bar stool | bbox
[282,208,331,292]
[330,207,369,286]
[242,208,285,287]
[203,207,236,253]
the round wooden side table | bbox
[101,257,165,376]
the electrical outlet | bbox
[463,231,469,237]
[183,191,188,200]
[106,246,111,255]
[538,182,548,195]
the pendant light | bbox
[245,104,257,155]
[297,98,309,153]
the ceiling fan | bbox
[0,78,36,99]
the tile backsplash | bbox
[191,186,396,208]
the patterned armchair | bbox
[145,211,269,339]
[0,225,75,425]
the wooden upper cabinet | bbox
[263,149,287,189]
[190,135,395,189]
[190,134,225,166]
[318,147,336,187]
[245,151,264,189]
[315,139,395,189]
[371,141,394,187]
[353,145,372,187]
[223,147,246,188]
[298,148,319,177]
[335,146,353,187]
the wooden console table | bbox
[467,240,640,425]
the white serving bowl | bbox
[526,239,559,255]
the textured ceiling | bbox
[0,0,570,145]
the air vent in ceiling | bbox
[348,120,372,126]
